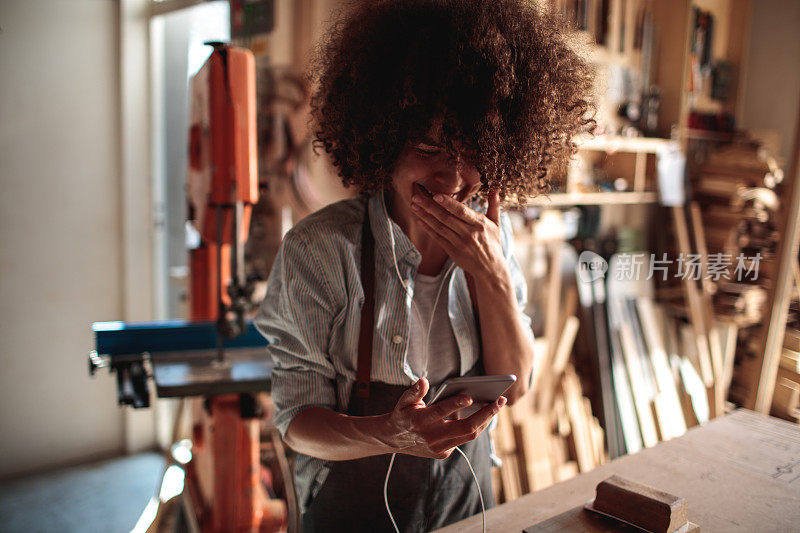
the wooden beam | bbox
[672,205,721,417]
[535,241,564,409]
[537,316,580,412]
[746,94,800,413]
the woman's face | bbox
[389,125,482,231]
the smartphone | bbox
[427,374,516,419]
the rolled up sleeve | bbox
[255,228,338,436]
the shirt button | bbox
[392,335,403,344]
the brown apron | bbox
[301,200,494,532]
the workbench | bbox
[437,409,800,532]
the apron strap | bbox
[355,202,375,401]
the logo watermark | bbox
[576,252,761,282]
[577,251,608,283]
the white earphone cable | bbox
[379,192,486,533]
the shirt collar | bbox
[368,192,421,266]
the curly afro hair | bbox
[311,0,596,204]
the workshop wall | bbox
[0,1,124,478]
[740,0,800,163]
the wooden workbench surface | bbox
[437,409,800,532]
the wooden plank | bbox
[559,286,579,340]
[793,257,800,300]
[591,279,625,459]
[608,324,643,454]
[608,0,623,54]
[494,408,523,502]
[771,378,800,421]
[526,192,658,206]
[634,151,647,192]
[781,348,800,373]
[492,466,504,504]
[518,414,556,492]
[637,298,687,440]
[563,366,596,472]
[688,201,715,298]
[785,329,800,353]
[680,323,710,385]
[512,422,532,496]
[672,205,721,417]
[531,337,550,400]
[535,241,564,410]
[583,398,606,466]
[719,321,739,399]
[618,318,659,447]
[676,352,710,425]
[689,200,727,409]
[538,316,581,412]
[650,0,692,139]
[556,461,579,483]
[746,95,800,413]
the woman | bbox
[255,1,595,531]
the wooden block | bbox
[591,475,689,533]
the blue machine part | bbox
[93,319,268,356]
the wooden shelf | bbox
[683,128,737,142]
[576,135,673,154]
[528,191,658,206]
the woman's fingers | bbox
[396,378,429,409]
[486,188,500,224]
[414,193,481,231]
[426,394,472,422]
[459,396,507,432]
[429,399,505,456]
[414,209,459,249]
[423,396,507,453]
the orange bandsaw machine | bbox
[91,43,289,532]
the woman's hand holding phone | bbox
[381,378,506,459]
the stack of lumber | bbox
[491,323,608,504]
[771,304,800,422]
[497,229,723,504]
[689,143,782,328]
[684,141,792,409]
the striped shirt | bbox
[254,193,534,507]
